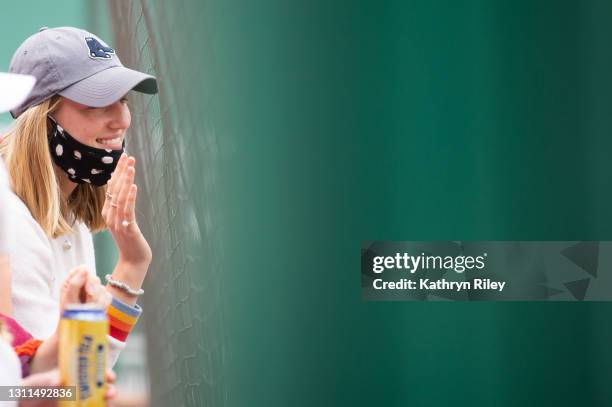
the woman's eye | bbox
[120,97,129,104]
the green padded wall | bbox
[107,1,612,406]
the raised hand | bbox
[101,153,152,305]
[102,153,152,268]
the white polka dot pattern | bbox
[47,115,124,186]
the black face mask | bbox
[47,115,124,186]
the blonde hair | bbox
[0,97,107,238]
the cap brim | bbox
[58,66,158,107]
[0,73,36,114]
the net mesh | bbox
[107,1,226,405]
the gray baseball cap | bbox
[9,26,157,118]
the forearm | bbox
[28,333,57,375]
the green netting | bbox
[108,2,226,405]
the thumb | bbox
[61,268,89,308]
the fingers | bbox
[106,369,117,383]
[104,154,137,230]
[123,184,137,225]
[84,275,101,304]
[114,165,135,228]
[105,383,118,403]
[85,275,98,297]
[105,370,118,403]
[84,275,113,308]
[101,153,150,267]
[108,153,129,197]
[61,267,109,309]
[61,266,89,307]
[102,153,128,219]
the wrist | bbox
[117,250,152,270]
[106,260,149,306]
[113,259,149,288]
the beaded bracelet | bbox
[105,274,144,297]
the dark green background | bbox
[212,1,612,405]
[114,0,612,405]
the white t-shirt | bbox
[7,190,97,338]
[6,191,125,366]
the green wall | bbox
[80,0,612,405]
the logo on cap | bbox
[85,37,115,60]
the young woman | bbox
[1,73,118,405]
[1,26,158,367]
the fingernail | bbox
[86,282,95,296]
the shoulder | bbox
[5,191,50,246]
[4,191,53,273]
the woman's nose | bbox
[108,101,131,130]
